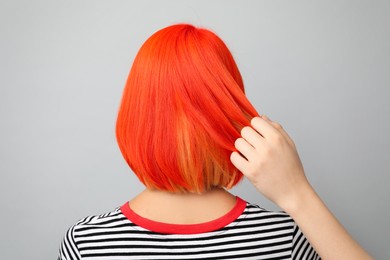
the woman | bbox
[58,24,371,259]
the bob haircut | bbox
[116,24,259,193]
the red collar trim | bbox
[120,196,247,234]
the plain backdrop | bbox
[0,0,389,259]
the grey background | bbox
[0,0,389,259]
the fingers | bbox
[251,116,278,140]
[230,151,248,173]
[231,114,296,174]
[241,126,264,149]
[262,115,284,134]
[234,137,257,161]
[254,115,295,147]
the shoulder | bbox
[241,200,295,224]
[58,206,127,260]
[61,206,127,236]
[73,206,124,226]
[67,206,130,236]
[231,199,296,237]
[240,200,321,259]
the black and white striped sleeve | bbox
[57,224,81,260]
[292,222,321,259]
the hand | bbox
[230,115,311,211]
[231,116,372,259]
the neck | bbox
[129,188,237,224]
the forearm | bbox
[283,184,372,260]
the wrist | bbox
[279,182,319,217]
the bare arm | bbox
[230,115,372,259]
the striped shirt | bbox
[58,197,320,259]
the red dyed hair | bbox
[116,24,259,193]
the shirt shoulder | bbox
[241,200,321,260]
[73,207,125,226]
[57,207,130,260]
[240,200,296,224]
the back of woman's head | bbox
[116,24,259,193]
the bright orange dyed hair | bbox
[116,24,259,193]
